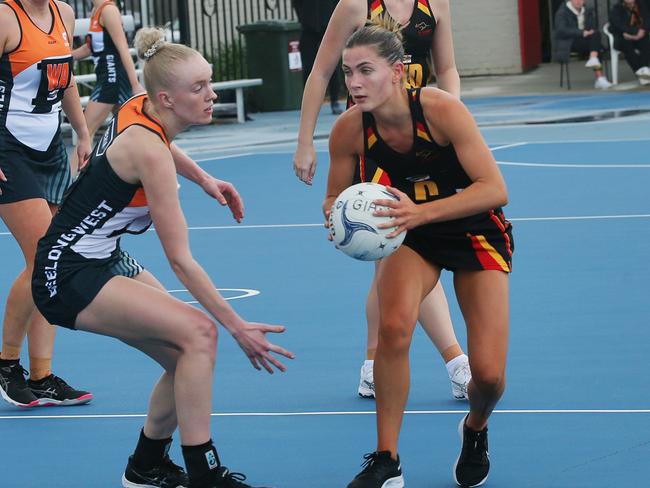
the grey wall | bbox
[451,0,523,75]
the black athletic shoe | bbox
[347,451,404,488]
[213,466,272,488]
[453,416,490,487]
[0,362,39,408]
[122,455,189,488]
[27,373,93,406]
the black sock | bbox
[182,440,221,485]
[0,358,20,367]
[132,429,173,470]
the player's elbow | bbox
[495,183,508,208]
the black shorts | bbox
[89,63,133,106]
[0,129,70,205]
[403,209,514,272]
[32,249,143,329]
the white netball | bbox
[329,182,406,261]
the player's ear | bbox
[158,91,174,109]
[392,61,405,84]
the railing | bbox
[65,0,297,81]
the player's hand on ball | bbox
[373,186,423,238]
[233,322,295,373]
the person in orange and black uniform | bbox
[609,0,650,85]
[0,0,93,409]
[324,18,512,488]
[292,0,343,114]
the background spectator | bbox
[609,0,650,85]
[292,0,343,114]
[554,0,613,89]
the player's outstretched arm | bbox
[169,143,244,222]
[136,132,293,372]
[294,0,366,185]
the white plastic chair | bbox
[603,22,620,85]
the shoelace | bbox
[360,452,380,470]
[220,467,248,484]
[47,374,73,392]
[161,456,186,475]
[8,364,30,382]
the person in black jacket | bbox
[609,0,650,84]
[293,0,343,114]
[554,0,613,89]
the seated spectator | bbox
[609,0,650,85]
[554,0,613,89]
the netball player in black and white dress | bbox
[32,28,293,488]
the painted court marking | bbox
[1,215,649,237]
[168,288,260,304]
[1,408,649,421]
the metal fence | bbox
[65,0,297,80]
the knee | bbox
[378,313,415,354]
[180,311,218,361]
[471,367,506,396]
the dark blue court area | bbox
[1,92,649,487]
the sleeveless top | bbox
[86,1,124,81]
[0,0,72,151]
[362,88,471,205]
[368,0,436,87]
[40,94,168,281]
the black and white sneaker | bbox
[347,451,404,488]
[0,361,39,408]
[453,416,490,487]
[122,455,189,488]
[27,374,93,406]
[213,466,272,488]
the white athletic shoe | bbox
[358,360,375,398]
[585,56,602,69]
[639,78,650,86]
[635,66,650,79]
[594,76,613,90]
[449,357,471,400]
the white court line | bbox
[485,137,650,145]
[489,142,527,151]
[509,214,650,222]
[194,152,254,163]
[497,160,650,168]
[2,216,648,237]
[1,408,649,421]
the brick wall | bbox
[450,0,523,76]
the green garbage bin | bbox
[237,20,303,112]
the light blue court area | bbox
[1,93,649,487]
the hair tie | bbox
[143,39,166,60]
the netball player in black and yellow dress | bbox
[0,0,93,408]
[32,27,292,488]
[294,0,470,401]
[324,19,512,488]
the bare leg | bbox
[26,202,59,379]
[374,246,439,457]
[76,276,217,445]
[366,261,464,363]
[454,270,509,430]
[0,199,53,361]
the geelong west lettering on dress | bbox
[44,200,114,298]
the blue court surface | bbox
[1,92,649,487]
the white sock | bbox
[363,359,374,368]
[445,354,468,377]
